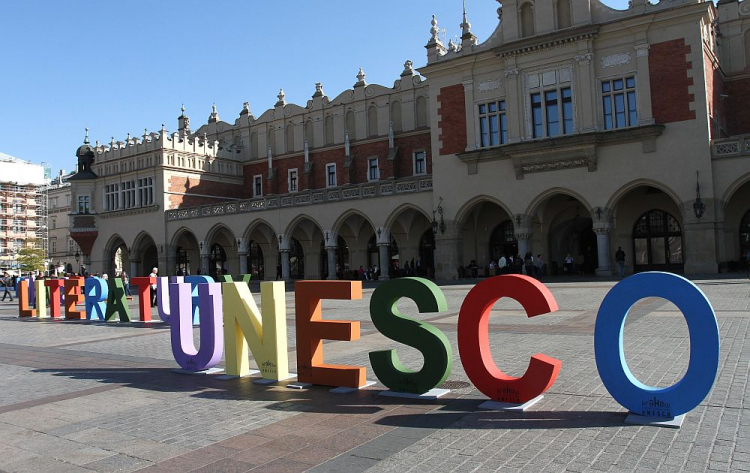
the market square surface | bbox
[0,277,747,472]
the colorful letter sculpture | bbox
[45,279,65,319]
[105,278,132,323]
[34,279,47,318]
[157,276,184,324]
[64,278,85,320]
[223,281,289,380]
[217,274,251,284]
[295,281,366,388]
[184,276,214,325]
[18,280,36,318]
[594,272,720,419]
[84,277,108,320]
[369,278,452,394]
[170,282,224,372]
[130,277,156,322]
[458,275,561,404]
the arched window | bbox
[416,96,428,128]
[325,115,334,145]
[489,221,518,263]
[368,106,379,137]
[740,210,750,261]
[557,0,571,29]
[520,3,535,38]
[391,100,403,132]
[632,209,683,273]
[285,124,294,153]
[305,120,314,148]
[251,132,258,159]
[346,110,356,138]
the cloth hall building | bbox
[69,0,750,281]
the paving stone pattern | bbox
[0,277,745,472]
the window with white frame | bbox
[413,151,427,175]
[368,158,379,181]
[288,169,298,193]
[105,184,119,211]
[478,101,507,147]
[253,175,263,197]
[602,76,637,130]
[78,195,90,214]
[12,219,25,233]
[531,86,573,138]
[137,177,154,206]
[326,164,337,187]
[50,238,56,254]
[121,180,136,209]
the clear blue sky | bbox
[1,0,631,175]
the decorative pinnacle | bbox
[180,103,185,117]
[354,68,367,87]
[429,15,441,44]
[84,127,89,144]
[276,88,286,106]
[461,0,472,35]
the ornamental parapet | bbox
[712,134,750,159]
[166,175,433,222]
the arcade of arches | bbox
[100,185,749,280]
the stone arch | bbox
[285,214,325,279]
[285,123,295,153]
[333,210,377,277]
[455,195,515,228]
[325,115,334,144]
[130,231,158,277]
[385,203,434,277]
[606,179,683,218]
[332,209,376,237]
[416,96,428,128]
[170,227,200,276]
[368,105,379,137]
[556,0,571,29]
[520,1,535,37]
[243,219,278,281]
[384,203,432,231]
[204,224,238,278]
[525,187,593,219]
[720,171,750,209]
[391,100,403,132]
[103,233,129,277]
[305,120,314,148]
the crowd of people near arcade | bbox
[459,249,600,280]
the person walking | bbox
[615,247,626,278]
[149,267,158,307]
[1,273,13,302]
[121,271,131,296]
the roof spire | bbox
[179,103,186,118]
[84,127,90,144]
[461,0,477,45]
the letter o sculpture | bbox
[594,272,720,418]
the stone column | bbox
[515,230,532,258]
[503,64,522,143]
[281,251,290,280]
[594,225,613,276]
[130,261,140,278]
[378,244,390,281]
[434,221,462,280]
[574,51,596,133]
[237,238,248,275]
[326,248,337,280]
[239,253,248,275]
[683,220,719,274]
[200,254,210,276]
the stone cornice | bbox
[457,124,664,179]
[492,25,600,59]
[99,204,160,219]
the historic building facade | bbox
[69,0,750,280]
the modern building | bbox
[68,0,750,280]
[0,152,47,272]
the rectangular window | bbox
[478,101,507,147]
[368,158,379,181]
[531,87,573,138]
[50,238,56,254]
[78,195,90,214]
[253,175,263,197]
[288,169,298,192]
[51,218,56,229]
[602,76,637,130]
[104,183,119,211]
[326,164,337,187]
[120,180,136,209]
[137,177,154,206]
[413,151,427,175]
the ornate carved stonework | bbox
[601,52,631,68]
[575,53,594,65]
[514,233,533,240]
[504,68,520,78]
[478,79,502,92]
[593,226,612,235]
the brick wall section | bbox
[437,84,467,155]
[727,77,750,135]
[168,176,248,209]
[242,132,431,194]
[649,39,696,123]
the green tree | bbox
[17,239,46,274]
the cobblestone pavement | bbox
[0,276,746,472]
